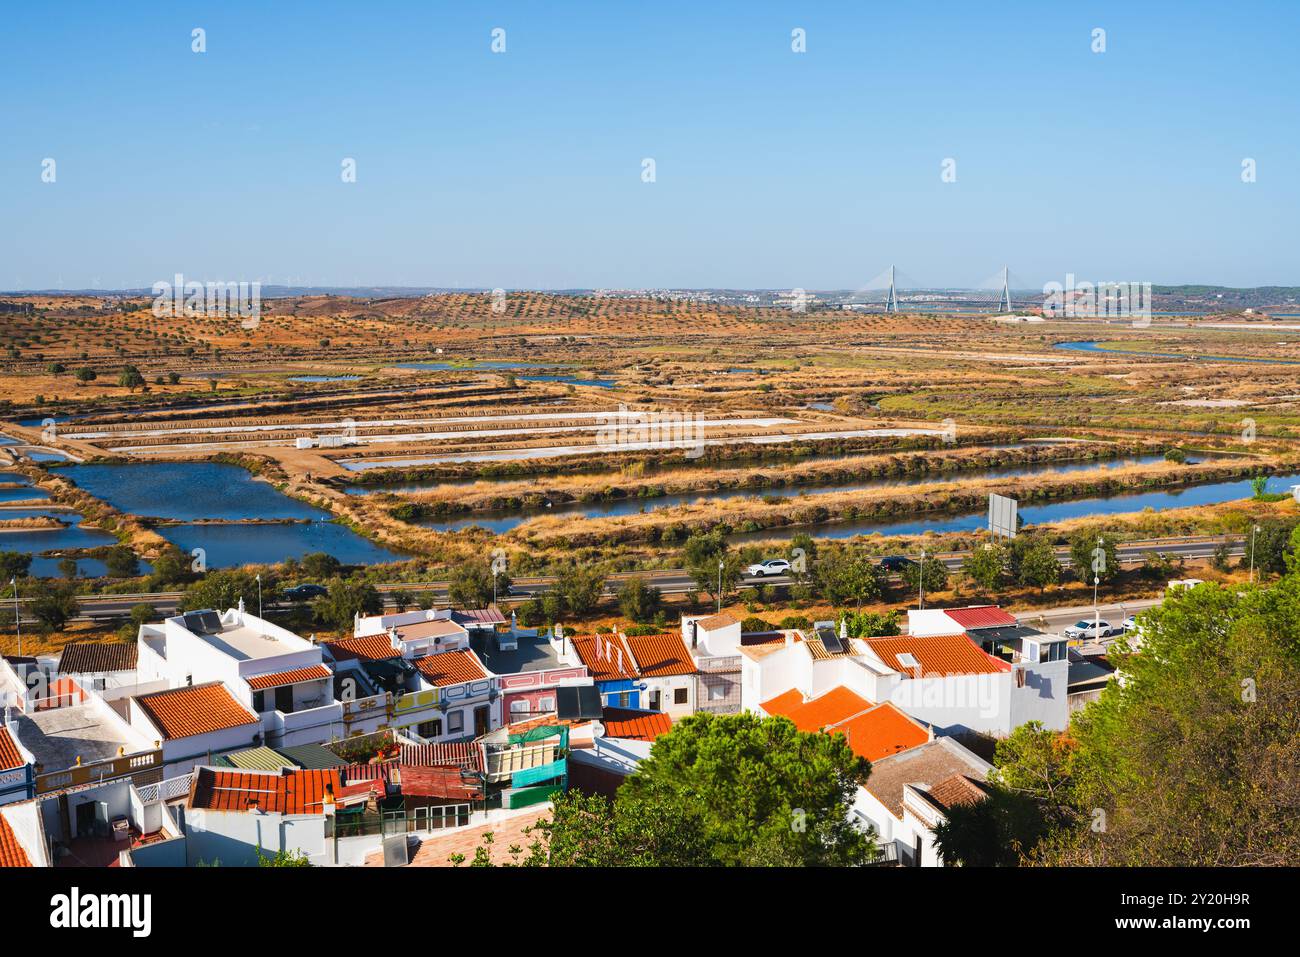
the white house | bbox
[136,606,358,749]
[183,766,338,866]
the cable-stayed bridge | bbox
[839,265,1034,312]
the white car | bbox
[745,559,791,578]
[1121,615,1138,632]
[1063,619,1118,641]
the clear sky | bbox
[2,1,1298,291]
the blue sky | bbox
[2,1,1298,290]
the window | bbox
[252,690,267,712]
[418,719,442,738]
[674,687,689,705]
[1041,641,1066,662]
[538,697,554,712]
[448,710,465,734]
[708,680,729,701]
[510,699,530,716]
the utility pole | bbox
[256,573,263,623]
[1250,524,1260,583]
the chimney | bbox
[691,619,698,649]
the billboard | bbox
[988,493,1018,538]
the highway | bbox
[9,533,1241,625]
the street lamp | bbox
[717,559,724,615]
[918,549,926,610]
[1250,524,1260,583]
[9,577,19,658]
[255,573,263,622]
[1093,575,1101,638]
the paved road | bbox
[11,533,1237,624]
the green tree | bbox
[613,712,877,866]
[117,365,145,391]
[814,547,884,610]
[180,570,265,613]
[74,367,97,383]
[256,847,312,867]
[617,576,662,623]
[57,557,79,580]
[1016,538,1062,593]
[840,609,901,638]
[312,579,382,633]
[554,562,607,615]
[902,556,948,595]
[29,580,79,634]
[1069,532,1119,584]
[0,551,33,580]
[682,531,742,607]
[448,561,508,607]
[104,545,140,578]
[299,552,341,580]
[963,543,1006,594]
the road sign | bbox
[988,493,1018,539]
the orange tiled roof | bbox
[0,813,31,867]
[394,619,466,641]
[623,631,695,678]
[761,686,872,732]
[942,605,1019,630]
[694,611,739,631]
[760,687,929,761]
[413,649,487,687]
[600,707,673,741]
[570,634,637,681]
[246,664,333,691]
[0,727,25,770]
[188,767,341,814]
[323,634,400,662]
[829,702,930,762]
[863,633,1010,678]
[135,683,259,740]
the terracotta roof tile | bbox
[828,702,930,762]
[0,727,25,770]
[623,632,696,678]
[413,649,487,687]
[323,634,400,662]
[400,741,484,772]
[864,739,991,818]
[0,813,31,867]
[760,687,929,762]
[393,619,466,642]
[189,767,341,814]
[923,774,990,811]
[570,634,637,681]
[761,686,872,731]
[942,606,1019,630]
[600,707,673,741]
[246,664,333,691]
[57,641,138,674]
[135,683,259,741]
[694,611,739,631]
[397,764,483,801]
[863,633,1010,678]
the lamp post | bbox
[9,577,19,658]
[255,573,263,622]
[717,559,724,615]
[1093,575,1101,638]
[1250,524,1260,583]
[917,549,926,610]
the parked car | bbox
[745,558,791,577]
[1063,619,1119,640]
[1121,614,1138,632]
[879,555,916,573]
[284,583,328,601]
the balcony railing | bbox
[35,749,164,795]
